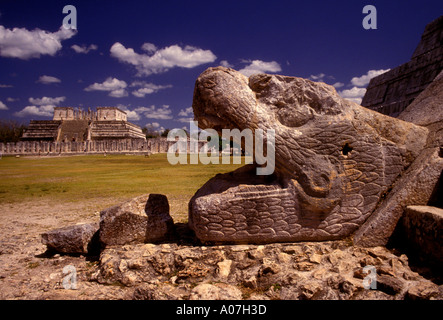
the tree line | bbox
[0,120,28,143]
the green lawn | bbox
[0,154,246,222]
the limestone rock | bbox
[41,223,99,254]
[406,281,440,300]
[398,70,443,128]
[189,66,430,244]
[99,194,150,246]
[92,240,442,300]
[354,147,443,246]
[99,193,174,247]
[361,19,443,238]
[144,194,175,243]
[376,275,405,295]
[189,283,242,300]
[399,206,443,268]
[398,70,443,149]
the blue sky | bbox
[0,0,442,133]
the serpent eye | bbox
[202,79,216,89]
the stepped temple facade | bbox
[1,107,212,156]
[21,107,146,142]
[361,16,443,117]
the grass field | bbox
[0,154,246,222]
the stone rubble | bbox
[89,240,442,300]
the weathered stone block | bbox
[100,193,174,247]
[401,206,443,267]
[41,222,99,254]
[145,194,175,243]
[99,194,150,246]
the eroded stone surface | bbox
[189,66,431,244]
[99,194,150,246]
[144,194,175,243]
[91,241,442,300]
[41,223,99,254]
[354,148,443,246]
[401,206,443,267]
[99,193,174,247]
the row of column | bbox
[0,139,210,155]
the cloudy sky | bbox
[0,0,441,133]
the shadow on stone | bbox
[387,205,443,285]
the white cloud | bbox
[177,117,194,123]
[112,104,140,121]
[0,25,76,59]
[309,73,326,81]
[121,105,173,121]
[108,88,128,98]
[28,96,65,106]
[85,77,127,91]
[350,69,390,87]
[71,44,98,54]
[238,60,282,77]
[220,60,233,68]
[0,83,13,88]
[177,106,194,123]
[0,100,8,110]
[332,82,345,88]
[130,81,172,98]
[132,88,157,98]
[125,110,140,121]
[146,122,160,129]
[338,87,367,104]
[178,106,193,117]
[118,105,141,121]
[136,105,173,120]
[84,77,128,98]
[14,105,55,117]
[110,42,217,76]
[146,122,165,135]
[141,42,157,53]
[16,96,65,117]
[37,75,61,84]
[6,97,17,102]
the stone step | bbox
[401,205,443,267]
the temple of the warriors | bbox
[1,106,213,156]
[362,16,443,117]
[21,107,146,142]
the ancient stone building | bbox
[21,107,146,142]
[361,15,443,117]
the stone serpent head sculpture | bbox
[189,66,433,245]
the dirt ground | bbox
[1,198,441,301]
[0,198,134,300]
